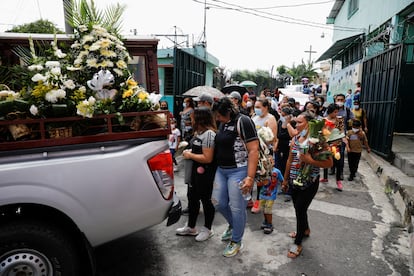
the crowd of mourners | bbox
[164,81,370,258]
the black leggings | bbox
[291,178,320,245]
[187,166,216,230]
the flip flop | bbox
[288,229,310,239]
[287,244,303,259]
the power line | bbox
[243,0,335,10]
[194,0,364,32]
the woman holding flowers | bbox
[281,111,333,259]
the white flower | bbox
[31,73,47,82]
[54,49,67,58]
[78,25,88,32]
[45,89,66,103]
[29,105,39,116]
[148,93,162,105]
[113,68,124,76]
[257,126,274,143]
[45,61,60,68]
[76,96,96,118]
[63,79,76,90]
[50,67,61,76]
[28,64,44,71]
[82,35,95,43]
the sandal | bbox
[287,244,303,259]
[288,229,310,239]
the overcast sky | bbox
[0,0,349,72]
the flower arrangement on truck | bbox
[0,3,181,275]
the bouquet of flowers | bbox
[293,119,333,187]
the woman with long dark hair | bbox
[176,107,217,242]
[281,111,333,258]
[211,97,259,257]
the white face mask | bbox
[354,105,360,109]
[335,101,344,107]
[352,127,359,132]
[246,101,253,108]
[183,102,187,108]
[171,124,175,129]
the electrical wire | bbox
[194,0,364,32]
[232,0,335,10]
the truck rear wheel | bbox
[0,220,80,276]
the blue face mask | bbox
[300,129,307,137]
[254,108,263,116]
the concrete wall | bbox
[333,0,414,41]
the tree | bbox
[6,19,64,34]
[287,60,318,84]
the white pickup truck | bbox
[0,111,181,275]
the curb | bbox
[362,151,414,261]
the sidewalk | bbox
[362,134,414,260]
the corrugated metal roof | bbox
[316,33,363,62]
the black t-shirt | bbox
[215,114,258,168]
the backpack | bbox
[237,116,274,185]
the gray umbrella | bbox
[182,86,225,99]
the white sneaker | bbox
[176,225,198,236]
[173,165,179,172]
[195,226,214,242]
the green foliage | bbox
[64,0,126,38]
[6,19,64,34]
[287,60,319,84]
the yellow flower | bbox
[138,91,148,100]
[127,79,137,87]
[116,60,127,69]
[122,89,133,98]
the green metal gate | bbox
[361,44,403,159]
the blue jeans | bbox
[212,166,248,243]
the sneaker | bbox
[319,178,328,183]
[195,226,214,242]
[251,200,260,214]
[260,221,268,229]
[336,181,343,191]
[173,165,179,172]
[176,225,198,236]
[221,225,233,241]
[223,241,243,257]
[263,224,273,234]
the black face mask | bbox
[161,107,168,110]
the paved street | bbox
[95,154,413,276]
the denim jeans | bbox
[212,166,248,243]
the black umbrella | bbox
[221,84,248,95]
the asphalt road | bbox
[95,156,413,276]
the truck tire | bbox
[0,220,80,276]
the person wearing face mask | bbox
[351,100,368,133]
[160,100,174,125]
[250,98,278,213]
[168,118,181,172]
[331,94,354,181]
[180,97,195,142]
[345,119,370,181]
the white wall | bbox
[333,0,414,41]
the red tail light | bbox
[148,150,174,200]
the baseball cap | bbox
[229,91,241,101]
[193,93,213,104]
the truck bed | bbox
[0,110,170,154]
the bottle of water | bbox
[238,180,252,201]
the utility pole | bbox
[304,45,316,65]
